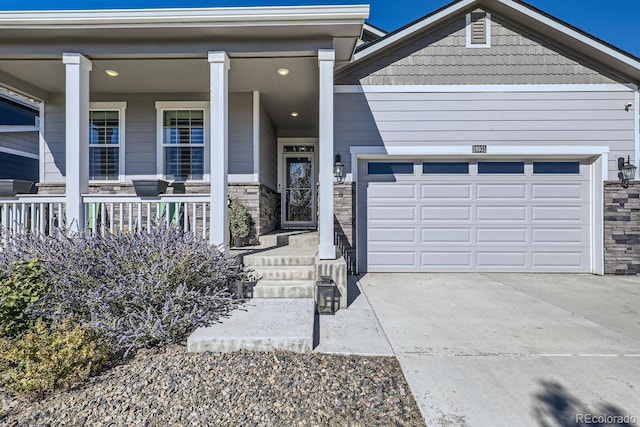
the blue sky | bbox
[2,0,639,57]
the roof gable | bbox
[337,10,619,85]
[347,0,640,86]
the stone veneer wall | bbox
[37,182,280,242]
[334,183,356,273]
[604,181,640,274]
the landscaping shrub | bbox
[0,259,49,339]
[0,224,245,358]
[0,319,109,396]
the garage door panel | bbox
[532,228,585,244]
[369,206,416,221]
[476,184,527,199]
[422,206,471,220]
[362,159,591,273]
[422,227,471,243]
[367,183,416,200]
[532,251,585,267]
[476,252,527,267]
[420,251,472,267]
[532,183,588,199]
[368,251,416,268]
[421,183,471,199]
[476,205,527,221]
[531,205,584,221]
[476,228,527,243]
[369,228,416,243]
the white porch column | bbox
[208,51,230,252]
[318,49,336,259]
[62,53,92,232]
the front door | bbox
[282,154,316,228]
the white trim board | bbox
[335,84,634,93]
[0,126,39,133]
[0,146,38,159]
[348,145,610,184]
[635,91,639,177]
[252,91,260,181]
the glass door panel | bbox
[283,155,315,227]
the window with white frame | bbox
[89,102,126,181]
[156,102,207,181]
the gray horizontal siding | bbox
[338,14,620,85]
[259,100,277,190]
[42,91,254,182]
[43,93,65,182]
[334,90,635,180]
[228,92,253,176]
[0,131,38,155]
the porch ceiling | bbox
[0,55,319,129]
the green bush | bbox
[0,319,109,396]
[0,259,49,339]
[229,199,250,240]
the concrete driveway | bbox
[359,273,640,427]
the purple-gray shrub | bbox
[0,224,244,358]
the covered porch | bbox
[0,5,369,258]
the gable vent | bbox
[470,12,486,44]
[466,10,491,48]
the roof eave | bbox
[0,4,371,28]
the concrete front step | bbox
[244,253,316,267]
[251,266,314,281]
[258,231,319,247]
[187,298,314,353]
[252,280,315,298]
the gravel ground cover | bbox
[0,345,425,426]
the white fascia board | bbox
[0,5,370,28]
[363,23,387,37]
[0,125,39,133]
[335,84,635,93]
[0,147,38,159]
[353,0,475,61]
[500,0,640,72]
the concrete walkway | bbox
[359,273,640,427]
[314,275,393,356]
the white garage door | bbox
[358,159,592,272]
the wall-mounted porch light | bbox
[333,154,344,184]
[618,155,637,188]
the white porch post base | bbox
[209,51,230,254]
[62,53,91,232]
[318,49,336,260]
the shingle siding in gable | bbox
[338,15,620,85]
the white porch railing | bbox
[83,194,211,240]
[0,196,67,240]
[0,194,212,241]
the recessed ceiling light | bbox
[277,68,290,76]
[290,112,299,117]
[105,70,119,77]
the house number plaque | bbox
[472,145,487,153]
